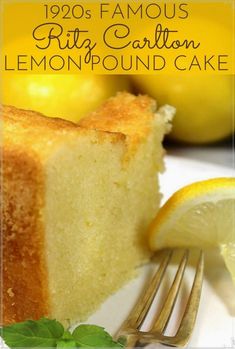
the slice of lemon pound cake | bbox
[2,92,174,325]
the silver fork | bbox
[115,249,204,348]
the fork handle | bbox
[125,334,139,348]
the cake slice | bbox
[1,92,174,325]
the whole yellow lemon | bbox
[132,74,233,144]
[2,74,131,122]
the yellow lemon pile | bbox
[2,74,130,122]
[132,74,234,144]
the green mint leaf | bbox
[56,339,77,348]
[56,330,77,348]
[62,331,74,340]
[2,318,64,348]
[72,325,122,348]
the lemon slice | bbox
[148,178,235,282]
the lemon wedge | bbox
[148,178,235,282]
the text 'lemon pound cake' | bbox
[2,92,174,325]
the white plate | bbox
[86,156,235,348]
[2,156,235,348]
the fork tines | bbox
[116,249,204,348]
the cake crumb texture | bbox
[1,93,173,324]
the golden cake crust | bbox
[2,104,126,155]
[2,92,156,157]
[80,92,156,144]
[1,146,50,324]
